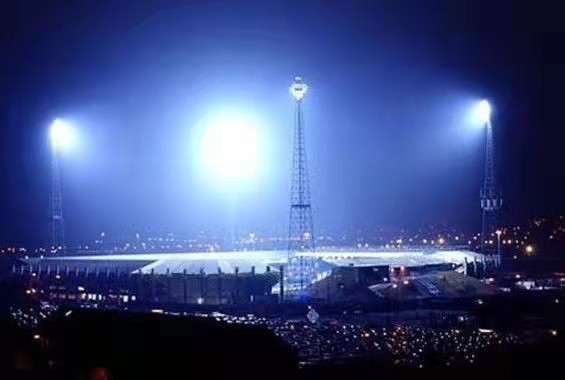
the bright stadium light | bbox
[49,119,76,150]
[290,76,308,100]
[48,117,78,254]
[477,99,491,124]
[199,114,261,180]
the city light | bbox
[49,119,76,150]
[199,114,261,180]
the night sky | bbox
[0,0,564,246]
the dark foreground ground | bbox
[0,302,564,379]
[2,268,565,379]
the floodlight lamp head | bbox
[478,99,491,124]
[199,114,260,181]
[290,76,308,100]
[50,119,73,150]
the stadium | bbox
[15,248,497,307]
[12,78,499,307]
[24,248,482,275]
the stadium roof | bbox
[24,249,483,275]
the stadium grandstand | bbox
[22,248,483,275]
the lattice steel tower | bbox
[479,100,501,260]
[49,119,66,254]
[287,76,316,291]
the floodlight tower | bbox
[478,100,502,264]
[287,76,316,292]
[49,119,67,254]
